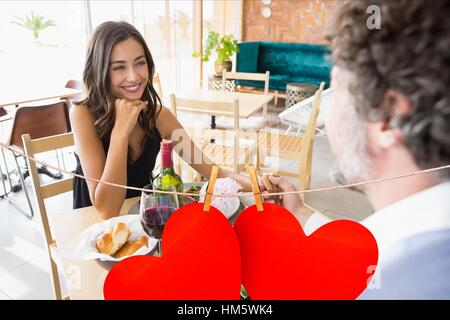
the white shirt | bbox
[303,182,450,266]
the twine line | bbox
[1,142,449,198]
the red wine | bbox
[140,205,176,239]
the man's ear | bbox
[370,89,412,149]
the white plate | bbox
[59,215,157,263]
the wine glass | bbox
[139,184,179,256]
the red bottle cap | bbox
[161,139,173,168]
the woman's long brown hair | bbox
[76,21,162,156]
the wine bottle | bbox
[153,139,184,205]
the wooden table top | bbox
[169,89,273,118]
[50,197,139,300]
[0,87,83,108]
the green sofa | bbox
[235,41,332,92]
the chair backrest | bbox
[22,132,74,300]
[62,80,83,103]
[153,72,163,98]
[298,82,325,199]
[278,87,333,129]
[169,94,239,122]
[222,71,270,95]
[7,101,71,149]
[169,94,240,172]
[64,79,82,90]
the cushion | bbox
[236,42,260,73]
[237,75,290,91]
[277,75,329,92]
[258,42,331,77]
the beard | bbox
[330,107,372,186]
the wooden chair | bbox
[1,100,71,218]
[279,88,333,136]
[258,82,325,200]
[64,79,81,90]
[153,72,163,99]
[148,73,164,176]
[61,79,83,103]
[0,106,14,139]
[222,71,270,117]
[22,132,74,300]
[169,94,257,178]
[224,70,284,107]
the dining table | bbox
[0,87,83,108]
[49,192,251,299]
[167,89,273,129]
[50,196,139,299]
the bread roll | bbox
[112,222,130,247]
[96,222,131,256]
[115,236,149,258]
[96,230,121,256]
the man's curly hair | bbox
[326,0,450,179]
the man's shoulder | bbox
[359,229,450,299]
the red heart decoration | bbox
[103,203,241,300]
[234,203,378,300]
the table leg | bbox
[0,165,7,198]
[210,115,216,144]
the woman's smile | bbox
[120,82,142,93]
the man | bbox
[261,0,450,299]
[359,229,450,299]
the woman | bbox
[70,21,250,218]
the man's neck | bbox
[364,165,438,212]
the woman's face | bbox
[109,37,149,100]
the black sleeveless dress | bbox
[73,130,162,209]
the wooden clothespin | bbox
[247,165,264,212]
[203,165,219,212]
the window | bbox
[0,1,242,94]
[0,1,87,88]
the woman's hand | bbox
[112,98,148,137]
[259,174,314,225]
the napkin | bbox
[199,178,242,218]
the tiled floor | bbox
[0,146,74,300]
[0,102,374,299]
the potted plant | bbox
[11,12,56,41]
[10,12,56,43]
[193,31,239,77]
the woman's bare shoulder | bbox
[155,105,171,126]
[69,103,95,124]
[155,105,179,137]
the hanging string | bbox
[1,142,449,198]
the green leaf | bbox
[10,11,56,39]
[192,31,239,64]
